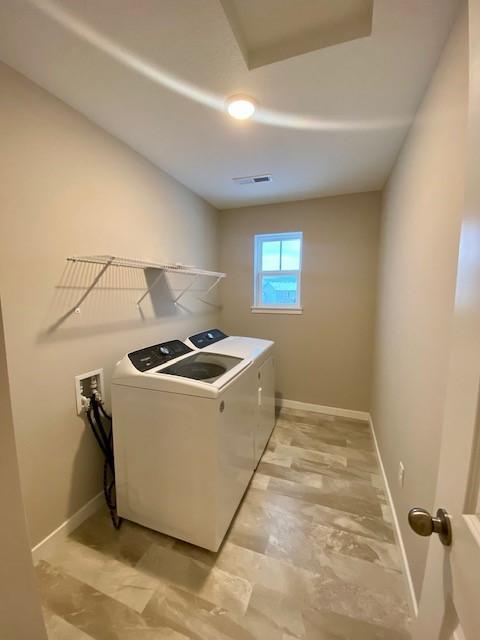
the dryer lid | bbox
[199,336,274,361]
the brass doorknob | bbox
[408,507,452,546]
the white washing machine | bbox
[112,339,257,551]
[185,329,275,465]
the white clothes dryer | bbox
[185,330,275,465]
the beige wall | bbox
[220,192,381,412]
[0,301,47,640]
[371,8,467,601]
[0,63,220,546]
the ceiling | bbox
[220,0,374,69]
[0,0,460,210]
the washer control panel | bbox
[188,328,228,349]
[128,340,192,372]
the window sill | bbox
[251,306,303,315]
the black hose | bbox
[99,404,112,421]
[92,398,114,471]
[86,396,122,530]
[86,409,110,459]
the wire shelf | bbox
[61,254,225,319]
[67,255,225,278]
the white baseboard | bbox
[368,415,418,618]
[31,491,103,563]
[276,397,369,422]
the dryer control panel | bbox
[188,328,228,349]
[128,340,192,372]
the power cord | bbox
[86,393,122,530]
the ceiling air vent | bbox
[233,174,272,185]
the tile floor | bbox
[37,408,412,639]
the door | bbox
[413,3,480,637]
[0,300,47,640]
[254,356,275,465]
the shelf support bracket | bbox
[47,257,114,332]
[197,275,222,304]
[174,274,200,303]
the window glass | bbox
[261,274,298,306]
[261,240,280,271]
[281,239,301,270]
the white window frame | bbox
[252,231,303,314]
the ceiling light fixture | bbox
[226,95,256,120]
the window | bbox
[253,232,303,312]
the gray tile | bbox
[276,419,348,447]
[290,455,382,484]
[309,575,410,631]
[289,432,378,469]
[259,458,378,489]
[325,552,406,599]
[40,537,160,613]
[43,608,96,640]
[136,544,252,616]
[302,608,411,640]
[37,561,173,640]
[245,486,395,543]
[70,508,174,566]
[310,504,395,544]
[247,584,305,638]
[171,540,263,585]
[261,450,293,467]
[272,443,348,469]
[265,521,401,574]
[144,582,284,640]
[265,476,384,518]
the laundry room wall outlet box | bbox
[74,369,105,415]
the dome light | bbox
[226,95,256,120]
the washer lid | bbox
[160,352,242,383]
[113,347,251,398]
